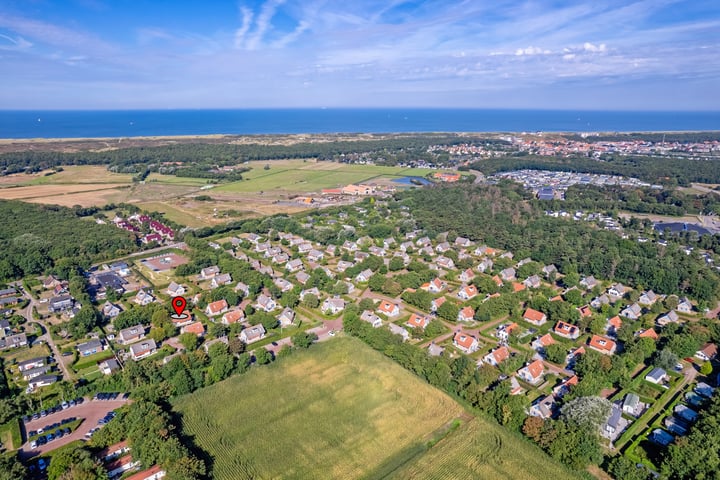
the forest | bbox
[398,184,720,306]
[0,200,138,280]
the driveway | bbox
[308,318,343,342]
[19,397,130,460]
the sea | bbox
[0,109,719,139]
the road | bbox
[16,290,73,381]
[19,397,130,460]
[91,242,188,267]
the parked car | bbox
[30,440,37,449]
[61,402,68,409]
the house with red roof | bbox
[578,305,593,318]
[431,296,446,312]
[377,300,400,317]
[125,465,166,480]
[459,268,475,283]
[453,332,479,354]
[606,316,623,335]
[181,321,205,337]
[553,375,579,398]
[523,308,547,326]
[588,334,617,355]
[518,359,545,384]
[532,333,556,351]
[638,328,659,340]
[221,309,244,325]
[457,284,479,300]
[695,343,718,362]
[554,321,580,340]
[205,299,229,317]
[483,346,510,367]
[406,313,430,330]
[457,306,475,322]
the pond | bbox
[392,176,433,186]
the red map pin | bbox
[172,296,187,317]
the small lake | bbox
[392,176,433,186]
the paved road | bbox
[19,398,130,460]
[91,242,188,267]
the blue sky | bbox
[0,0,718,110]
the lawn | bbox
[173,337,465,480]
[0,419,22,450]
[388,417,581,480]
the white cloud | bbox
[234,7,254,49]
[515,46,551,56]
[583,42,607,53]
[246,0,286,50]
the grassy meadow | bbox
[173,337,578,480]
[173,337,464,480]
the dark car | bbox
[56,430,64,438]
[61,351,73,356]
[110,392,119,400]
[37,436,47,445]
[32,413,40,420]
[22,415,30,423]
[28,430,37,437]
[98,418,106,425]
[63,427,71,435]
[40,410,47,417]
[75,397,84,404]
[46,433,55,442]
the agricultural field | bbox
[173,337,465,480]
[389,418,580,480]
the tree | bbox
[437,301,459,322]
[178,332,199,351]
[254,348,273,365]
[700,361,713,376]
[291,332,318,348]
[522,416,545,443]
[0,455,27,480]
[589,316,607,335]
[47,444,106,480]
[544,343,567,364]
[302,293,319,309]
[564,288,583,306]
[653,348,679,371]
[607,455,651,480]
[228,337,246,355]
[388,256,405,271]
[667,333,700,358]
[368,274,385,292]
[358,298,376,311]
[560,396,612,433]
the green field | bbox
[213,160,436,193]
[173,337,577,480]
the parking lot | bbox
[19,395,130,460]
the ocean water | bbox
[0,109,718,139]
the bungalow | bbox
[639,290,659,306]
[167,282,185,297]
[695,343,718,362]
[542,264,558,278]
[49,295,74,312]
[388,323,410,342]
[200,266,220,280]
[431,296,446,312]
[234,282,250,297]
[436,256,455,270]
[453,332,479,354]
[694,382,715,399]
[607,316,623,335]
[27,375,58,390]
[523,308,547,326]
[604,406,624,437]
[483,346,510,367]
[130,339,157,360]
[43,275,61,289]
[222,309,245,325]
[322,297,346,315]
[554,321,580,340]
[295,271,311,285]
[0,333,27,350]
[383,238,396,249]
[580,276,598,290]
[336,261,354,273]
[500,268,516,281]
[406,313,430,330]
[454,236,472,247]
[206,299,229,316]
[369,246,386,257]
[578,305,593,318]
[638,328,659,340]
[240,324,266,344]
[588,335,617,355]
[657,310,679,326]
[518,359,545,384]
[377,300,400,317]
[361,310,383,328]
[621,303,642,320]
[300,287,321,301]
[512,282,526,293]
[125,465,166,480]
[532,333,556,351]
[102,301,121,318]
[277,307,295,327]
[271,252,288,264]
[459,268,475,283]
[529,395,557,420]
[457,284,479,300]
[400,241,414,252]
[477,258,494,273]
[435,242,451,253]
[18,357,46,372]
[203,336,229,353]
[286,259,304,272]
[342,240,358,252]
[623,393,642,416]
[274,278,294,293]
[23,365,50,381]
[98,440,130,463]
[457,306,475,322]
[608,283,629,299]
[355,269,374,283]
[424,278,446,293]
[118,325,145,345]
[650,429,675,447]
[415,236,431,247]
[77,339,103,357]
[552,375,579,398]
[255,242,271,253]
[590,294,610,308]
[210,273,233,289]
[677,297,694,314]
[179,322,204,338]
[645,367,668,385]
[308,249,324,262]
[496,322,519,343]
[298,242,313,254]
[523,275,541,289]
[99,358,120,375]
[566,346,585,365]
[256,294,277,313]
[133,289,155,306]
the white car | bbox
[30,440,37,449]
[328,330,336,337]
